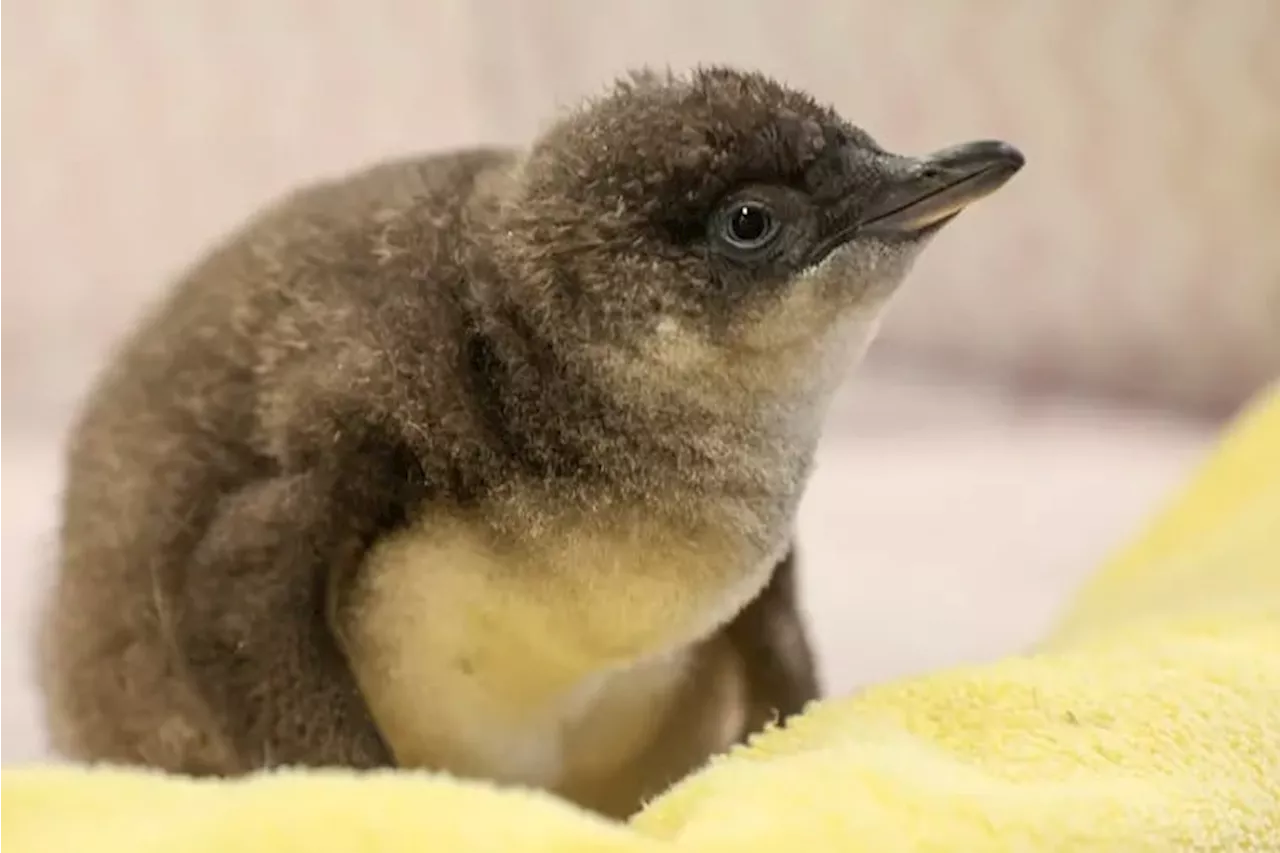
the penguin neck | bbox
[465,297,839,520]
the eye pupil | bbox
[729,203,771,244]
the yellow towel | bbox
[5,385,1279,852]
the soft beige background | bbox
[1,1,1273,766]
[4,0,1278,420]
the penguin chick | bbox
[39,66,1023,817]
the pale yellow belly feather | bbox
[335,505,775,796]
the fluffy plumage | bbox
[38,66,1018,817]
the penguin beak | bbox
[857,140,1025,237]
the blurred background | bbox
[2,0,1277,764]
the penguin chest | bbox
[334,506,779,793]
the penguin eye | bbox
[719,200,781,252]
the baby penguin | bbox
[39,66,1023,817]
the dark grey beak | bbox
[858,140,1025,237]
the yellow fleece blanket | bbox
[5,385,1279,852]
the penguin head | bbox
[493,67,1023,402]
